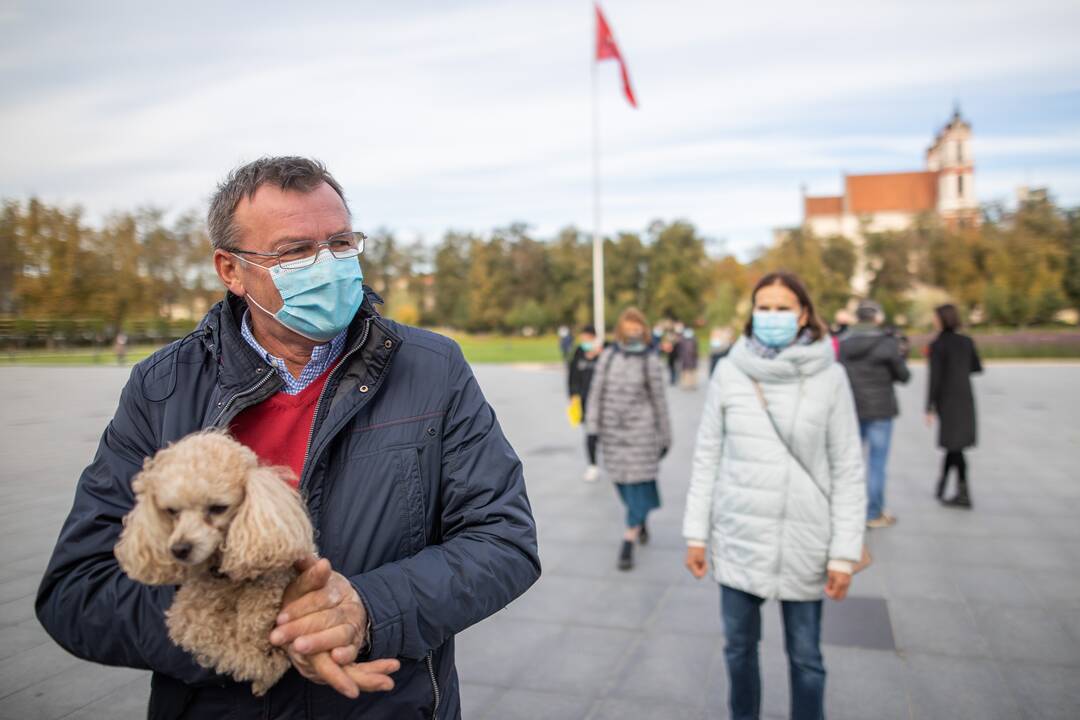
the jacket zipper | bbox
[299,317,372,487]
[772,378,806,587]
[426,651,441,720]
[210,369,276,427]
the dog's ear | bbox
[219,466,314,581]
[114,473,187,585]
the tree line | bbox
[1,191,1078,345]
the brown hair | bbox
[742,271,826,342]
[935,303,962,331]
[614,307,649,344]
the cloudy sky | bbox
[2,0,1078,257]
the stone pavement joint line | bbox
[1,364,1078,719]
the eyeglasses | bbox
[232,231,366,270]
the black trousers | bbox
[942,450,967,485]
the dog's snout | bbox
[171,542,193,561]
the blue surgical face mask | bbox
[235,250,364,342]
[752,310,800,348]
[622,333,647,353]
[581,341,595,352]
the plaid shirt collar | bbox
[240,311,346,395]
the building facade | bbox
[802,108,979,294]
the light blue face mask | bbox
[236,249,364,342]
[752,310,800,348]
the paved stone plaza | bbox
[1,361,1078,719]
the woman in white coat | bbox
[682,272,865,720]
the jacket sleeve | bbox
[825,368,866,563]
[682,364,725,544]
[34,366,219,684]
[584,349,609,435]
[927,340,944,412]
[567,348,583,397]
[646,353,673,449]
[350,343,541,661]
[970,338,983,374]
[882,337,911,384]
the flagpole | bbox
[591,34,606,344]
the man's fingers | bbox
[282,558,332,607]
[278,585,343,625]
[271,608,341,646]
[272,609,341,646]
[312,651,360,699]
[331,644,360,665]
[292,624,357,656]
[355,658,401,676]
[342,660,401,693]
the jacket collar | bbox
[199,286,388,396]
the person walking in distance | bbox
[586,308,672,571]
[683,272,865,720]
[839,300,911,528]
[927,303,983,508]
[676,327,700,389]
[568,325,603,482]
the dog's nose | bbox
[170,542,193,561]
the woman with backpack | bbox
[586,307,672,571]
[682,272,866,720]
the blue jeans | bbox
[859,418,894,520]
[721,585,825,720]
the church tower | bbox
[926,106,978,227]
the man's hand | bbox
[925,411,935,427]
[824,569,851,601]
[270,557,400,698]
[685,546,707,579]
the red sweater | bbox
[230,362,337,488]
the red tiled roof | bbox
[804,196,843,217]
[846,171,938,214]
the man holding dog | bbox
[36,157,541,719]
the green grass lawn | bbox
[0,346,161,366]
[0,334,570,367]
[3,328,1079,366]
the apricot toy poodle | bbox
[114,431,315,695]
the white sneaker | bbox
[583,465,600,483]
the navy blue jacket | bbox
[35,292,541,719]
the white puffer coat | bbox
[682,336,866,600]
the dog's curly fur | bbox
[115,431,315,696]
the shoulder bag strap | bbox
[749,377,828,499]
[597,349,618,432]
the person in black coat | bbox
[567,325,603,481]
[926,304,983,508]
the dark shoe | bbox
[941,493,973,509]
[935,476,947,500]
[639,522,649,545]
[617,540,634,571]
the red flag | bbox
[594,3,637,108]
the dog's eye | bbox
[207,504,229,516]
[164,507,179,517]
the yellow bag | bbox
[567,395,583,427]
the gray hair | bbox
[207,156,349,251]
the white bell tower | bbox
[926,106,977,225]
